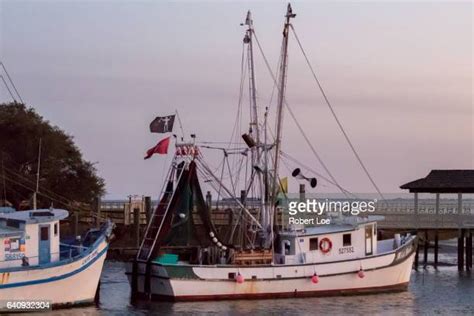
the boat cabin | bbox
[275,217,379,264]
[0,209,68,269]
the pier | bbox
[68,171,474,269]
[395,170,474,271]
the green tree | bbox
[0,102,105,210]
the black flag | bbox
[150,115,175,133]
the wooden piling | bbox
[423,230,428,268]
[144,196,152,224]
[466,229,472,271]
[434,193,439,269]
[299,184,305,202]
[131,259,138,299]
[240,190,246,204]
[134,208,140,249]
[434,230,439,269]
[458,229,464,271]
[205,191,212,207]
[414,230,419,270]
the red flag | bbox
[144,137,170,159]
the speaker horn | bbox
[291,168,317,188]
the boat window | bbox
[309,238,318,251]
[54,223,58,236]
[40,226,49,241]
[343,233,351,246]
[6,219,20,228]
[228,272,236,279]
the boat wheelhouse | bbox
[275,217,380,265]
[0,209,67,268]
[0,209,114,307]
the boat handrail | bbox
[59,242,89,250]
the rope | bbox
[0,62,24,103]
[252,30,349,198]
[1,75,17,102]
[1,161,92,213]
[281,151,358,198]
[290,25,386,202]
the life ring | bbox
[319,238,332,254]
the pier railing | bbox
[78,198,474,230]
[372,200,474,229]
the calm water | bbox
[46,252,473,315]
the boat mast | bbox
[244,11,268,236]
[272,4,295,205]
[244,11,260,154]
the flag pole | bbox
[175,109,185,142]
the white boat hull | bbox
[0,237,108,306]
[127,236,416,301]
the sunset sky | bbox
[1,1,472,198]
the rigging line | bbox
[281,151,358,198]
[266,43,282,115]
[1,75,17,102]
[253,30,349,198]
[2,175,89,213]
[198,141,245,145]
[2,164,91,208]
[174,109,186,140]
[225,152,237,196]
[290,25,386,202]
[215,153,227,208]
[3,167,72,205]
[194,158,257,226]
[0,62,23,103]
[228,42,247,149]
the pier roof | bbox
[400,170,474,193]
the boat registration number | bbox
[338,247,354,254]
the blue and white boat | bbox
[0,208,113,307]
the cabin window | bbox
[40,226,49,241]
[6,219,20,228]
[228,272,236,279]
[309,238,319,251]
[54,223,58,236]
[343,233,351,246]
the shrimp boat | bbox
[126,4,417,301]
[0,208,114,307]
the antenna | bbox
[33,138,42,210]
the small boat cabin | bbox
[0,209,68,269]
[275,217,380,264]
